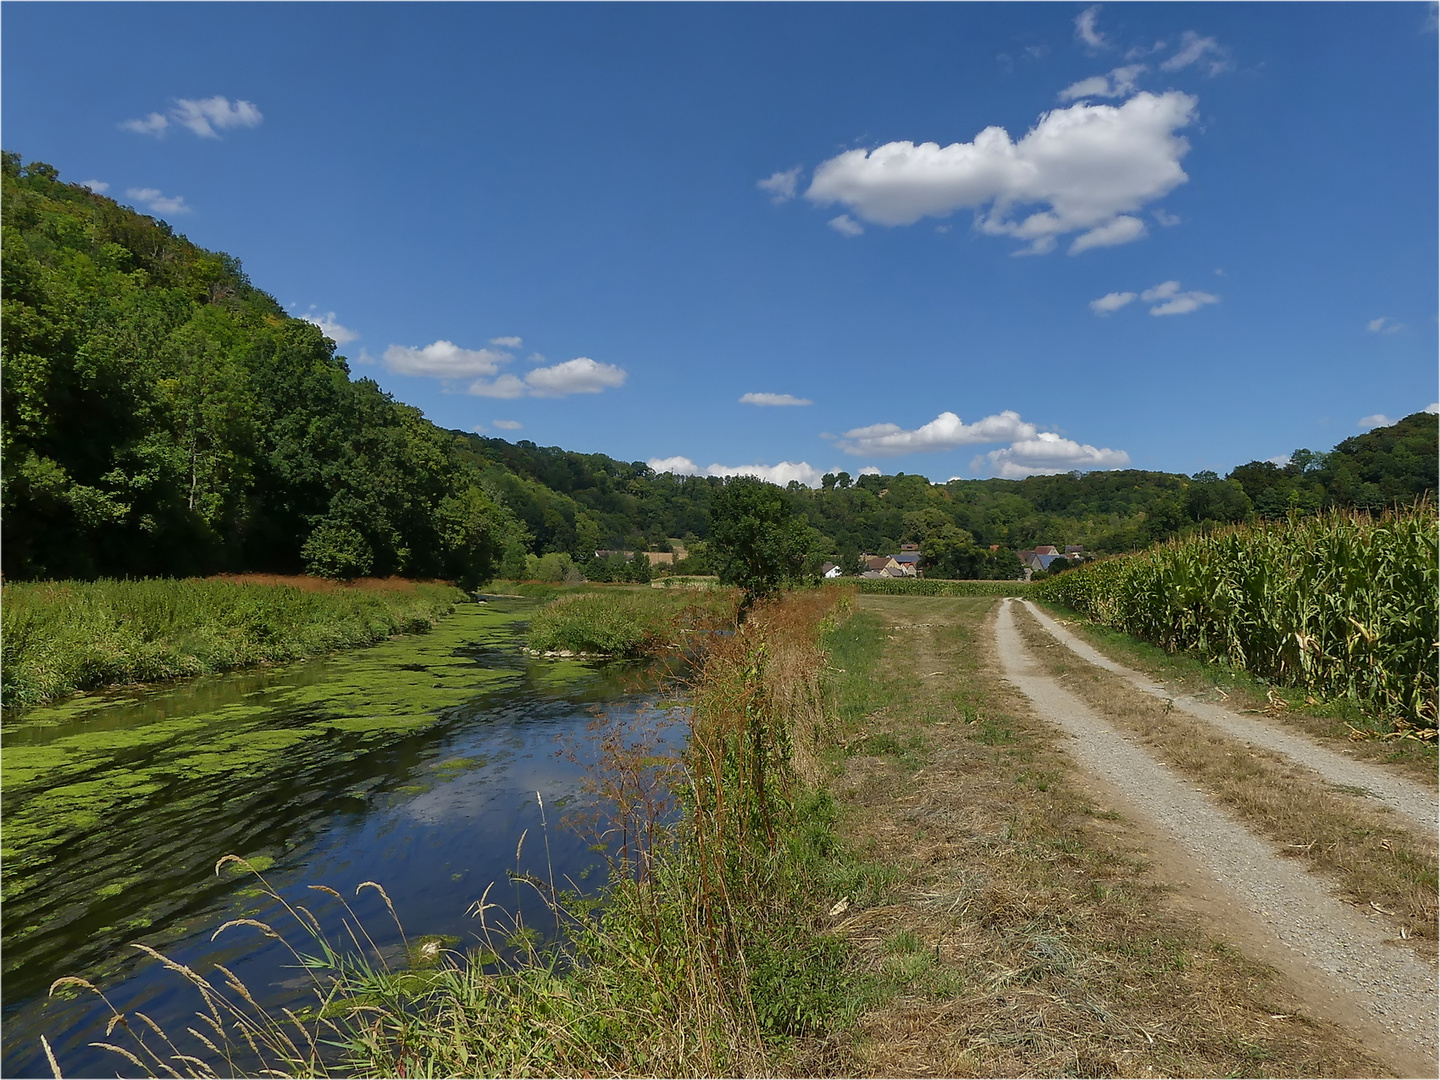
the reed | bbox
[853,578,1030,597]
[525,587,739,656]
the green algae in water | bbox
[0,601,538,999]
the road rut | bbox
[1020,599,1436,834]
[995,599,1439,1077]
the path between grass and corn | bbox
[822,594,1408,1077]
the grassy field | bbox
[523,587,739,656]
[851,578,1030,597]
[1,576,464,709]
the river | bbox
[1,596,680,1078]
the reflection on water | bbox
[0,597,683,1079]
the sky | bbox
[4,1,1437,486]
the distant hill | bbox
[3,152,1432,583]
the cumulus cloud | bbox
[126,187,191,215]
[1358,414,1396,430]
[647,457,827,488]
[1367,316,1404,334]
[1160,31,1230,75]
[1075,5,1108,50]
[490,336,523,347]
[1069,214,1147,253]
[828,214,864,237]
[300,311,360,346]
[121,112,170,136]
[1141,279,1219,315]
[971,432,1131,478]
[492,419,524,430]
[1427,403,1440,414]
[757,167,801,203]
[804,91,1196,255]
[833,410,1037,457]
[383,340,510,378]
[121,96,263,139]
[1058,64,1146,101]
[467,356,627,399]
[740,392,813,407]
[858,466,882,476]
[80,179,109,193]
[1265,454,1292,467]
[1090,290,1137,314]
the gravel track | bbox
[995,599,1439,1077]
[1021,599,1437,834]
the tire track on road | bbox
[995,599,1438,1077]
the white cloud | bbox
[524,357,626,396]
[828,214,864,237]
[490,336,523,347]
[355,348,379,366]
[1265,454,1292,467]
[468,356,626,399]
[120,112,169,136]
[1153,208,1181,226]
[971,432,1131,478]
[1160,31,1231,75]
[170,96,264,138]
[1069,214,1147,253]
[805,91,1196,255]
[300,311,360,346]
[383,340,510,377]
[1358,414,1396,430]
[646,457,827,488]
[1075,5,1108,50]
[126,187,191,215]
[1058,64,1146,101]
[1141,279,1219,315]
[757,167,801,203]
[858,466,882,476]
[492,419,524,430]
[1090,290,1137,315]
[1367,316,1404,334]
[834,410,1037,457]
[121,96,263,139]
[79,179,109,193]
[1427,403,1440,414]
[740,392,813,407]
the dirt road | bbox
[995,598,1438,1077]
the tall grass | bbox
[1,579,464,709]
[525,588,739,656]
[50,585,879,1077]
[1034,506,1438,729]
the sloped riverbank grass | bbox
[1,578,464,709]
[1033,505,1438,731]
[525,587,740,656]
[53,586,887,1077]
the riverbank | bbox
[1,576,465,709]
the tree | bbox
[708,476,822,605]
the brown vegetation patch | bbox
[829,595,1388,1077]
[1012,602,1439,958]
[202,573,431,592]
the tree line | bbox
[3,154,1434,585]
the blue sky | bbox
[5,2,1436,485]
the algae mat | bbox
[0,598,540,1003]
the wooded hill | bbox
[3,153,1434,583]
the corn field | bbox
[1034,506,1438,729]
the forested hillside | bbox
[1,154,522,586]
[3,154,1433,584]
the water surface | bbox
[1,597,679,1078]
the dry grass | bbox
[1012,602,1439,957]
[202,573,433,593]
[825,594,1389,1077]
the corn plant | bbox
[1035,505,1438,729]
